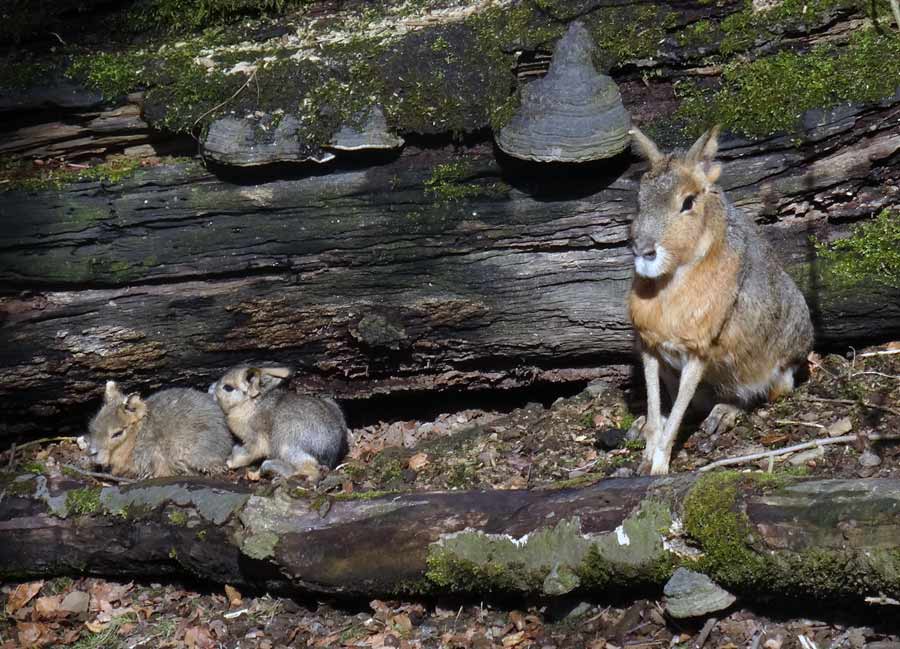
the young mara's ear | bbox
[121,393,147,422]
[259,366,293,380]
[245,368,262,398]
[105,380,122,402]
[629,127,664,165]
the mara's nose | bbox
[632,241,656,260]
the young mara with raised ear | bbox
[85,381,232,478]
[628,126,813,475]
[210,364,348,481]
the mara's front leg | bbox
[650,356,706,475]
[226,441,267,469]
[639,351,665,472]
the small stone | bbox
[663,568,736,619]
[625,415,645,442]
[827,416,853,436]
[595,428,626,450]
[859,449,882,467]
[611,467,634,478]
[59,591,89,615]
[788,446,824,466]
[585,379,609,397]
[543,563,581,596]
[800,411,820,422]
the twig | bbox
[853,371,900,380]
[859,349,900,357]
[694,617,718,649]
[62,463,134,484]
[191,69,258,135]
[773,419,825,429]
[699,432,900,472]
[48,31,66,45]
[801,395,900,418]
[2,436,77,457]
[865,593,900,606]
[7,443,15,470]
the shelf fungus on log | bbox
[201,114,335,166]
[495,21,630,163]
[326,106,404,152]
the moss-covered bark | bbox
[5,471,900,603]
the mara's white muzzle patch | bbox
[634,245,668,279]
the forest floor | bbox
[2,343,899,648]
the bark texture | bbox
[3,471,900,603]
[1,0,899,436]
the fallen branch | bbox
[773,419,825,429]
[4,472,900,602]
[800,396,900,418]
[61,463,135,484]
[698,432,900,472]
[2,436,77,458]
[858,349,900,358]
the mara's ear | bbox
[259,366,293,380]
[105,380,122,402]
[629,127,664,165]
[685,125,720,162]
[245,367,263,398]
[121,393,147,422]
[685,125,722,184]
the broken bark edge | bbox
[2,470,900,604]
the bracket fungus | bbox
[326,106,404,152]
[495,22,630,163]
[201,115,335,167]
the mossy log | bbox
[4,470,900,603]
[1,105,899,436]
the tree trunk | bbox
[1,0,899,437]
[3,471,900,602]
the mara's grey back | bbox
[264,390,347,469]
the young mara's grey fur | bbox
[210,365,348,480]
[628,126,813,475]
[86,381,232,478]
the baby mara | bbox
[209,364,348,481]
[85,366,347,480]
[628,126,813,475]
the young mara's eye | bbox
[223,384,235,393]
[680,195,696,213]
[110,429,125,439]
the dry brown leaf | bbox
[408,452,429,471]
[391,612,413,635]
[509,610,526,631]
[117,622,136,636]
[502,630,527,647]
[84,619,109,633]
[224,584,242,608]
[887,341,900,351]
[761,434,788,446]
[33,595,63,620]
[16,621,54,648]
[245,468,262,481]
[828,416,853,437]
[184,625,216,649]
[6,581,43,614]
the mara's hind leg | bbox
[262,448,322,482]
[227,443,266,469]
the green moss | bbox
[125,0,315,33]
[196,529,207,541]
[424,161,483,203]
[0,474,37,497]
[20,461,47,475]
[720,0,861,55]
[583,4,678,64]
[66,487,103,516]
[426,552,533,593]
[67,51,145,100]
[0,61,58,91]
[677,20,716,48]
[676,28,900,138]
[167,509,188,526]
[1,156,141,192]
[815,209,900,289]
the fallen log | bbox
[3,470,900,603]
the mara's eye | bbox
[680,195,696,212]
[110,429,125,439]
[223,384,235,393]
